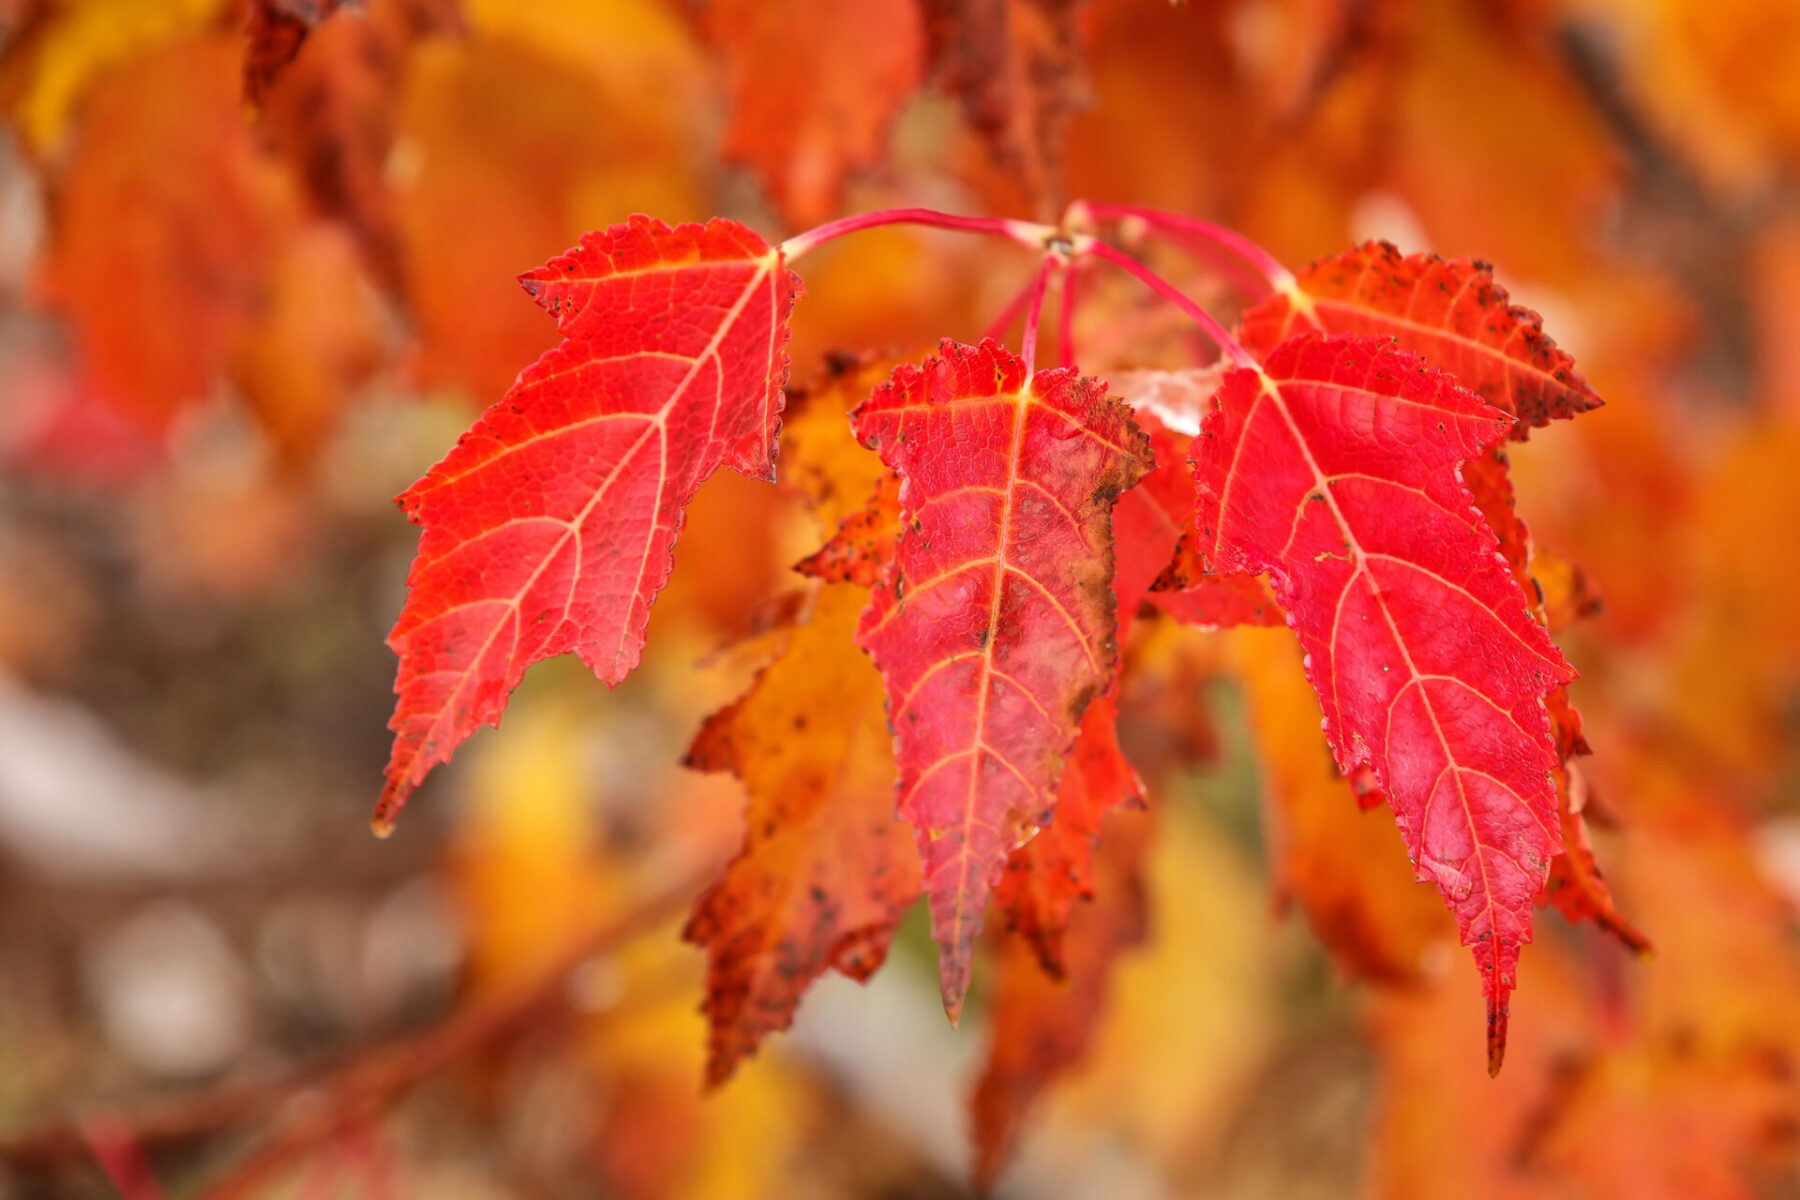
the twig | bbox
[0,872,705,1196]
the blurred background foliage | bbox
[0,0,1797,1195]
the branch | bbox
[0,872,706,1195]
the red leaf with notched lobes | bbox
[378,216,800,832]
[1193,332,1573,1073]
[853,339,1151,1021]
[1238,240,1603,437]
[1249,245,1642,954]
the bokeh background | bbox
[0,0,1798,1196]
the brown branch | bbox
[0,871,706,1195]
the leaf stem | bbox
[1019,256,1056,375]
[0,872,707,1192]
[982,270,1041,345]
[1057,260,1079,369]
[781,208,1054,261]
[1079,238,1262,371]
[1076,203,1296,294]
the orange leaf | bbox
[393,27,706,403]
[228,222,382,464]
[1539,762,1649,955]
[780,354,911,588]
[704,0,923,225]
[684,584,920,1086]
[921,0,1086,212]
[243,0,346,107]
[258,0,457,291]
[39,33,292,430]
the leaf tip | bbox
[940,954,970,1030]
[701,1051,737,1093]
[371,777,409,839]
[1487,998,1508,1077]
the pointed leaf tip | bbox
[1487,998,1508,1077]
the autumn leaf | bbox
[775,355,910,536]
[38,32,291,431]
[393,19,708,404]
[1105,400,1283,631]
[229,222,382,464]
[703,0,923,225]
[1423,449,1639,948]
[1194,332,1573,1072]
[1108,408,1195,614]
[922,0,1086,213]
[1539,763,1650,954]
[991,409,1166,975]
[795,471,901,588]
[257,0,459,292]
[378,216,801,831]
[853,338,1150,1020]
[684,583,920,1086]
[1240,239,1643,953]
[777,354,911,587]
[0,0,225,157]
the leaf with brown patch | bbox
[685,583,920,1085]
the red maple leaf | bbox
[377,216,800,831]
[853,338,1150,1020]
[1194,332,1573,1072]
[1240,242,1642,954]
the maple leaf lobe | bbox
[1240,240,1603,436]
[377,215,800,834]
[852,338,1150,1021]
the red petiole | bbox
[782,204,1281,376]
